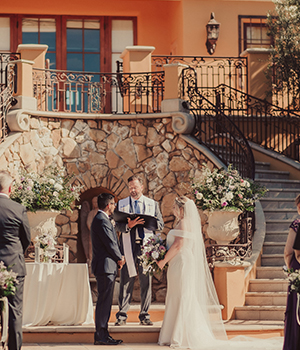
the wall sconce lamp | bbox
[206,12,220,55]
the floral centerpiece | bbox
[139,235,167,276]
[34,228,57,263]
[10,166,82,212]
[191,163,267,212]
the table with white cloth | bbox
[23,263,94,326]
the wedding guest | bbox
[115,175,164,326]
[90,192,125,346]
[283,194,300,350]
[0,171,31,350]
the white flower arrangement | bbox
[191,163,267,212]
[11,166,82,212]
[139,235,167,276]
[0,261,18,298]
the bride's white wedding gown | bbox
[158,202,284,350]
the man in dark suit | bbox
[90,192,125,346]
[0,171,31,350]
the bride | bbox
[157,196,283,350]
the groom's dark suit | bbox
[0,194,31,350]
[90,210,123,342]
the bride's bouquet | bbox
[139,235,167,276]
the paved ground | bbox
[22,344,167,350]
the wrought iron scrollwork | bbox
[180,67,255,180]
[206,211,254,269]
[0,53,20,144]
[33,68,164,114]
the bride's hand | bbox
[156,259,165,270]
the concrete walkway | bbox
[22,344,167,350]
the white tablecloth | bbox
[23,263,94,326]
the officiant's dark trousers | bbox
[95,273,116,341]
[7,276,25,350]
[116,243,151,322]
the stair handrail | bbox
[180,66,255,180]
[213,83,300,162]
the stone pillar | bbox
[17,44,48,69]
[213,261,250,320]
[11,59,36,111]
[240,48,272,103]
[120,46,155,113]
[161,63,188,113]
[16,44,49,111]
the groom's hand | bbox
[127,217,145,229]
[118,256,125,270]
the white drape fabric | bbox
[23,263,94,326]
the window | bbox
[0,17,10,51]
[22,18,56,67]
[239,16,272,54]
[6,15,136,73]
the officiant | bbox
[114,175,164,326]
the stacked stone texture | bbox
[0,115,214,301]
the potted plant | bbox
[10,166,82,242]
[191,163,267,245]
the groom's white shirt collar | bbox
[0,193,9,198]
[98,209,109,218]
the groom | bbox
[115,175,164,326]
[90,193,125,345]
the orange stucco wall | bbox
[2,0,275,56]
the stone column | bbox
[120,46,155,113]
[240,48,272,103]
[17,44,49,111]
[213,261,250,320]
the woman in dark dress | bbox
[283,194,300,350]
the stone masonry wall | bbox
[0,115,214,301]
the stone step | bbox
[255,179,300,189]
[235,305,285,321]
[248,279,288,292]
[254,161,270,171]
[22,320,285,344]
[264,209,298,220]
[263,242,285,255]
[266,220,292,232]
[260,198,295,209]
[256,266,286,279]
[255,169,290,180]
[245,292,287,306]
[261,254,285,266]
[265,226,289,242]
[264,188,299,199]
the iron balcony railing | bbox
[152,55,248,94]
[214,84,300,162]
[32,68,164,114]
[0,53,19,144]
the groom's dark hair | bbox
[97,192,114,210]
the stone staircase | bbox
[235,161,300,322]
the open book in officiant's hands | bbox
[113,210,158,231]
